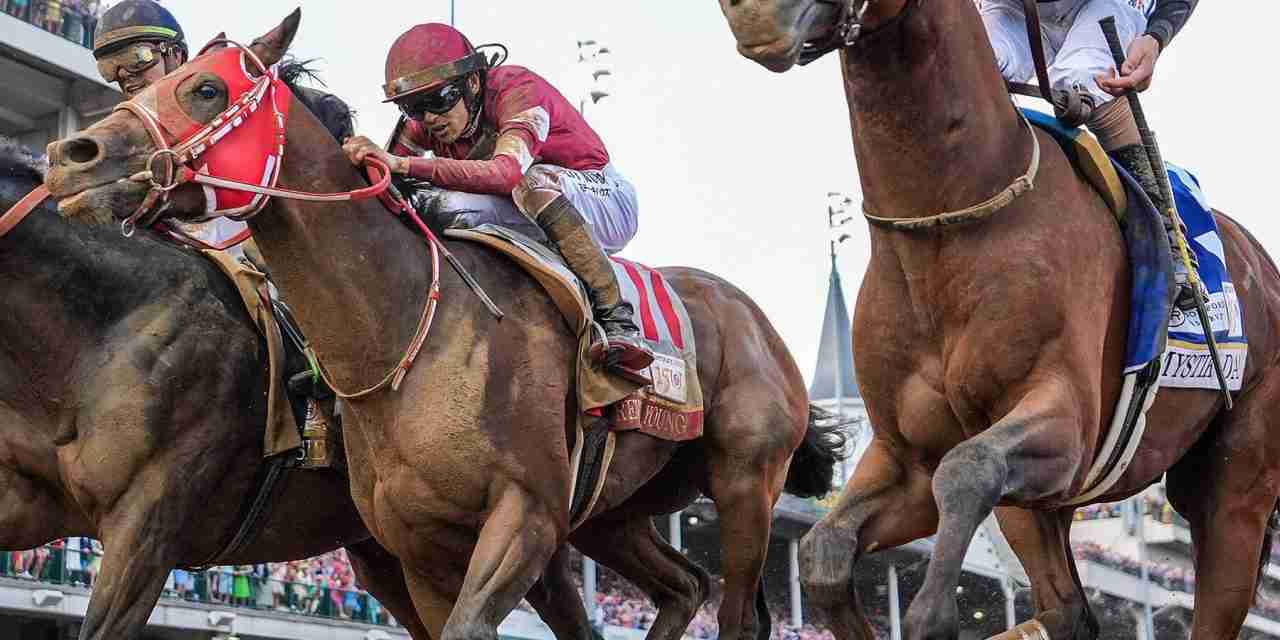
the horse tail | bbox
[1257,501,1280,605]
[783,405,851,498]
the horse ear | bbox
[250,9,301,71]
[203,32,228,51]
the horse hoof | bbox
[985,619,1051,640]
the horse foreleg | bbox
[437,485,559,640]
[570,514,711,640]
[901,391,1081,640]
[989,507,1098,640]
[525,545,600,640]
[799,439,938,640]
[1166,390,1280,640]
[77,507,179,640]
[345,538,434,640]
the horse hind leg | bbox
[570,514,711,640]
[1165,385,1280,640]
[988,507,1098,640]
[800,438,939,640]
[703,398,805,640]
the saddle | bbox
[1021,108,1127,221]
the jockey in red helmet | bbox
[343,24,654,376]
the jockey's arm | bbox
[1096,0,1199,96]
[1146,0,1199,52]
[401,129,536,196]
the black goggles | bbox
[398,80,467,119]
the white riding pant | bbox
[980,0,1147,105]
[435,163,639,255]
[179,218,251,261]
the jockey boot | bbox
[1111,144,1206,312]
[537,196,655,380]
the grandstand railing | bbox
[0,542,397,628]
[1,0,97,49]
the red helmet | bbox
[382,24,489,103]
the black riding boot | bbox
[1112,144,1204,311]
[538,196,655,380]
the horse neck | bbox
[246,97,436,388]
[844,0,1027,220]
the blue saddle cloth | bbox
[1022,109,1245,385]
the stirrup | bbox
[587,323,655,385]
[297,398,334,470]
[1173,276,1209,313]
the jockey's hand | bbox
[341,136,408,174]
[1096,34,1160,97]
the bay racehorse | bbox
[2,110,617,640]
[717,1,1280,639]
[41,11,845,640]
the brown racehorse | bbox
[0,137,622,640]
[42,11,845,640]
[717,1,1280,639]
[0,138,439,640]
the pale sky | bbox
[144,1,1276,388]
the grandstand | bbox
[3,5,1278,640]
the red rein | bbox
[1,40,448,397]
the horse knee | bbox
[442,619,497,640]
[933,440,1007,508]
[799,521,857,607]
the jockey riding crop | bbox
[381,114,503,320]
[1099,16,1232,410]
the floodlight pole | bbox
[827,191,854,480]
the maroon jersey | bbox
[394,66,611,195]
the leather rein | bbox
[1,39,444,400]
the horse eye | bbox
[196,83,220,100]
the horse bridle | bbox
[798,0,871,65]
[115,39,399,240]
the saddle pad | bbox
[1158,166,1247,390]
[199,250,302,457]
[1022,108,1127,221]
[1023,108,1247,388]
[444,226,705,441]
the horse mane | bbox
[279,57,356,143]
[0,137,47,184]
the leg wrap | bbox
[1088,98,1141,152]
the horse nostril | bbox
[61,137,102,166]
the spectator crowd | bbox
[2,0,102,49]
[2,542,393,627]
